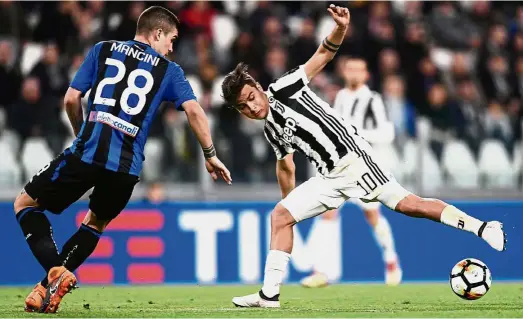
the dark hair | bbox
[221,63,257,108]
[136,6,180,35]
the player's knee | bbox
[271,204,296,231]
[82,210,110,233]
[394,194,420,215]
[14,192,38,214]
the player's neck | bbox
[133,35,152,47]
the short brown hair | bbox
[221,63,257,108]
[136,6,180,35]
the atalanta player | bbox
[14,6,231,313]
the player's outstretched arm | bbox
[304,4,350,81]
[276,154,296,199]
[182,100,232,184]
[64,87,84,136]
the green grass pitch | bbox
[0,283,522,317]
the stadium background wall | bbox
[1,201,521,286]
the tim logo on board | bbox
[178,209,342,283]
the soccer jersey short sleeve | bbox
[268,65,309,103]
[165,63,197,111]
[70,42,102,95]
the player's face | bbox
[154,28,178,56]
[235,83,269,120]
[344,59,368,88]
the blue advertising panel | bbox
[1,201,521,285]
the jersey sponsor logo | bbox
[89,111,140,137]
[282,117,297,144]
[110,42,159,66]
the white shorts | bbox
[280,153,411,223]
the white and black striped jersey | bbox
[333,85,394,144]
[263,65,383,177]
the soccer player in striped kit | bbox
[300,57,402,288]
[14,6,231,313]
[222,4,506,308]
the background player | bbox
[300,57,402,288]
[221,4,506,308]
[13,6,231,313]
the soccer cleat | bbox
[24,283,46,312]
[385,262,402,286]
[479,221,507,252]
[40,266,78,313]
[232,290,281,308]
[300,272,329,288]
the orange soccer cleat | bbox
[24,283,46,312]
[40,266,78,313]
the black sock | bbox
[16,207,61,278]
[40,224,102,287]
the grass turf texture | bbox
[0,283,522,318]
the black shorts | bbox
[24,151,139,221]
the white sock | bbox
[440,205,484,235]
[373,215,398,264]
[312,217,342,281]
[261,250,290,298]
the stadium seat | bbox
[0,129,21,155]
[441,140,479,188]
[211,15,238,52]
[403,139,444,193]
[371,143,404,183]
[20,43,44,76]
[21,137,54,178]
[478,140,517,188]
[143,138,164,182]
[0,138,21,186]
[186,75,203,100]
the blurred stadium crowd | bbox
[0,1,522,194]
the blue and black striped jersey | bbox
[68,40,195,176]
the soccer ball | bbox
[449,258,492,300]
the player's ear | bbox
[154,29,162,41]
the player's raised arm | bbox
[304,4,350,81]
[276,153,296,199]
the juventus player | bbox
[300,57,402,288]
[222,4,506,308]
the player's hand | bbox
[205,156,232,185]
[327,4,350,28]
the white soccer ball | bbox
[449,258,492,300]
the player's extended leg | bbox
[300,209,339,288]
[232,203,295,308]
[14,192,62,312]
[383,191,506,251]
[362,205,402,286]
[39,210,108,313]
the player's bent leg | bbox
[42,210,110,313]
[377,182,506,252]
[14,193,62,312]
[232,204,294,308]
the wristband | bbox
[203,144,216,159]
